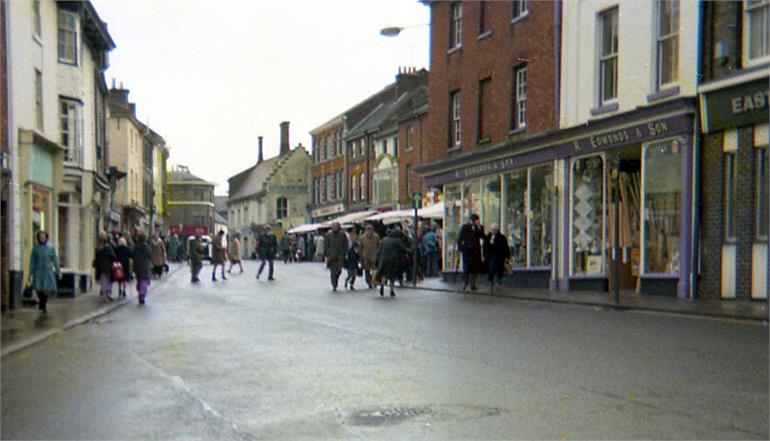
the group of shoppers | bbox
[457,213,511,292]
[92,229,160,304]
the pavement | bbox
[1,262,766,360]
[1,260,766,440]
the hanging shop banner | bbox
[424,113,693,187]
[701,78,769,133]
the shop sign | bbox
[312,203,345,218]
[701,78,769,132]
[424,114,692,187]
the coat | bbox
[458,223,485,273]
[168,235,180,260]
[133,242,152,280]
[314,235,325,257]
[212,235,227,263]
[377,230,408,281]
[93,245,117,278]
[422,231,439,254]
[324,230,348,272]
[115,245,133,275]
[229,238,241,261]
[344,247,360,271]
[483,232,510,273]
[257,233,278,260]
[358,232,381,271]
[29,244,61,293]
[150,238,166,267]
[189,239,205,265]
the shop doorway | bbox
[608,146,641,292]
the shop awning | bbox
[364,209,413,222]
[287,223,322,234]
[320,210,377,228]
[418,202,444,219]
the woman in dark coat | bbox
[377,228,408,297]
[484,223,510,292]
[132,232,152,305]
[93,233,117,301]
[457,213,485,291]
[343,241,360,290]
[114,237,133,297]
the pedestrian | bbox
[377,227,408,297]
[296,235,306,262]
[188,235,205,282]
[150,231,166,279]
[358,224,381,288]
[289,235,298,263]
[344,241,361,290]
[484,224,510,292]
[27,230,61,314]
[256,226,278,281]
[323,222,347,291]
[457,213,485,291]
[115,237,132,297]
[279,233,291,264]
[314,233,325,262]
[228,234,244,273]
[93,232,117,301]
[422,226,440,277]
[132,232,152,305]
[211,230,228,281]
[168,233,180,262]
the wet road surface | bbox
[2,261,768,440]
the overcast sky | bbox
[93,0,430,195]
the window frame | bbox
[59,97,83,165]
[360,172,366,201]
[276,197,288,220]
[450,90,462,149]
[598,7,619,105]
[449,2,463,50]
[512,66,527,130]
[656,0,680,89]
[35,69,43,131]
[406,125,415,151]
[33,0,42,39]
[477,78,492,142]
[57,9,79,65]
[743,0,770,67]
[478,1,490,35]
[511,0,529,22]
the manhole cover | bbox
[349,406,434,426]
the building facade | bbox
[228,122,312,257]
[3,0,115,306]
[166,165,215,238]
[697,0,768,300]
[310,116,346,222]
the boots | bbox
[38,293,48,314]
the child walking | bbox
[344,241,360,290]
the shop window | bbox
[598,7,619,104]
[724,153,737,240]
[642,139,681,274]
[505,170,528,267]
[744,0,770,65]
[276,198,288,220]
[482,175,501,228]
[462,179,481,221]
[656,0,679,88]
[450,2,463,50]
[444,184,463,271]
[57,9,78,65]
[757,146,769,240]
[530,164,554,267]
[572,155,605,275]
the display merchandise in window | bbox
[530,165,554,267]
[482,176,501,229]
[462,180,481,221]
[505,170,527,267]
[642,139,681,274]
[444,184,463,272]
[572,155,605,275]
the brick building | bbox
[397,94,429,207]
[697,1,768,300]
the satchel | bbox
[111,262,125,281]
[23,285,34,299]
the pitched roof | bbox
[347,86,426,140]
[169,166,214,185]
[227,156,280,201]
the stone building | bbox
[228,122,311,257]
[166,165,215,237]
[3,0,115,306]
[697,1,768,300]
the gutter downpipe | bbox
[5,0,21,308]
[552,0,562,291]
[690,1,705,301]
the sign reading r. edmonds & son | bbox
[701,78,769,133]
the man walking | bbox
[256,226,278,281]
[358,224,381,288]
[211,230,228,281]
[457,213,485,291]
[189,235,204,282]
[324,222,348,291]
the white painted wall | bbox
[560,0,700,128]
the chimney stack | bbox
[258,136,264,163]
[280,121,290,156]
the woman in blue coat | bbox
[28,230,61,314]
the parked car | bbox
[187,235,212,262]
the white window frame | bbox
[59,98,83,165]
[569,153,607,277]
[33,0,42,39]
[598,7,619,105]
[35,69,43,131]
[450,2,463,50]
[360,173,366,201]
[406,125,415,151]
[351,174,358,202]
[743,0,770,67]
[515,67,527,129]
[656,0,680,89]
[451,91,461,148]
[57,9,79,65]
[512,0,529,22]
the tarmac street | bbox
[1,261,768,440]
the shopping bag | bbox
[111,262,125,282]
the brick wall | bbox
[426,1,558,162]
[736,127,757,298]
[398,112,428,205]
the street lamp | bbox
[379,23,429,37]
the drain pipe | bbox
[690,1,705,302]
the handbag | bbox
[111,262,125,282]
[503,259,513,275]
[23,285,34,299]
